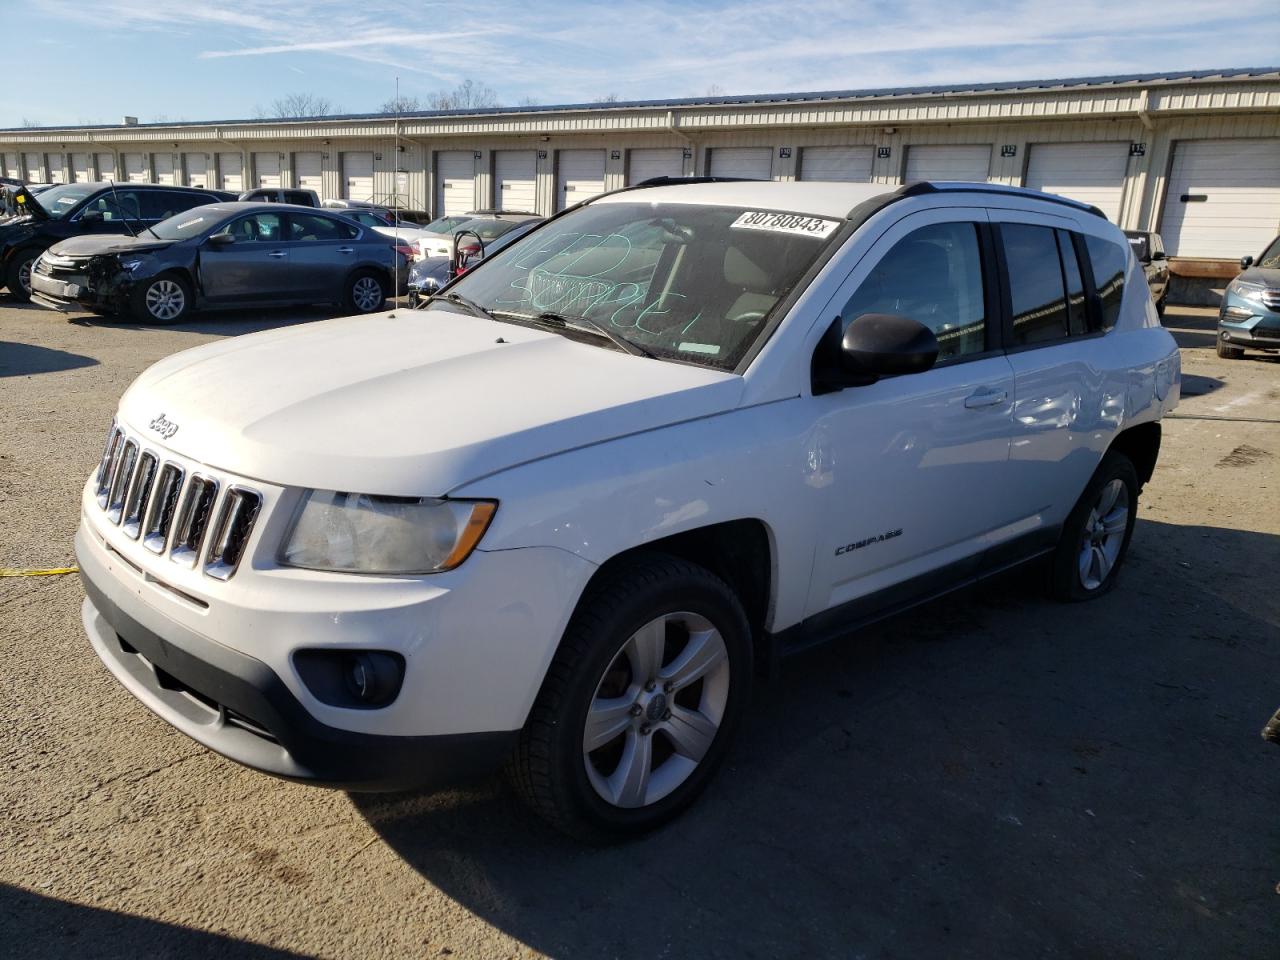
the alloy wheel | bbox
[583,611,730,809]
[17,257,33,294]
[352,276,383,312]
[144,279,185,321]
[1077,478,1129,590]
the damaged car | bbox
[30,201,410,323]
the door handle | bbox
[268,250,287,258]
[336,246,354,254]
[964,387,1007,409]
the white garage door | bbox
[47,156,64,183]
[905,144,991,183]
[799,145,874,182]
[1025,142,1129,221]
[2,153,16,178]
[123,153,148,183]
[436,151,475,217]
[557,149,605,210]
[708,147,772,179]
[218,153,243,192]
[627,148,684,185]
[255,152,281,189]
[1159,139,1280,259]
[495,150,536,212]
[343,152,374,200]
[23,152,43,181]
[97,154,115,181]
[294,152,323,193]
[183,153,208,189]
[153,153,175,185]
[71,153,92,183]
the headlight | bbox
[1227,279,1266,303]
[119,259,144,272]
[281,490,496,574]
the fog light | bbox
[344,652,401,705]
[294,649,405,709]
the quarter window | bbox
[1085,234,1127,330]
[1058,230,1088,336]
[839,221,988,362]
[1001,223,1070,345]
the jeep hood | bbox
[117,307,744,494]
[52,234,175,257]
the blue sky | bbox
[8,0,1279,127]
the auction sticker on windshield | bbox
[731,211,839,238]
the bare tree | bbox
[704,84,726,97]
[427,79,499,112]
[380,95,422,114]
[257,93,337,119]
[516,96,540,107]
[596,93,620,103]
[20,117,42,128]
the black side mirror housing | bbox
[449,229,485,280]
[80,210,104,224]
[1240,255,1254,271]
[1150,250,1166,261]
[207,233,236,248]
[813,313,939,393]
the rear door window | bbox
[1001,223,1069,345]
[140,191,207,221]
[288,213,358,242]
[1057,230,1089,336]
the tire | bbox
[1050,452,1140,602]
[129,273,192,324]
[344,269,387,314]
[510,552,753,842]
[1155,295,1166,318]
[5,247,39,302]
[1216,338,1244,359]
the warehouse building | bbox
[3,67,1278,295]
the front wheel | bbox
[1050,452,1139,601]
[510,553,752,842]
[344,270,387,314]
[130,273,192,324]
[5,248,38,301]
[1216,337,1244,359]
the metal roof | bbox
[2,67,1276,135]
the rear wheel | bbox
[1051,452,1139,601]
[5,248,38,301]
[510,553,752,842]
[1216,337,1244,359]
[129,273,192,324]
[344,270,386,314]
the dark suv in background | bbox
[0,182,233,300]
[1123,230,1170,315]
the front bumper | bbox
[80,556,517,791]
[1219,293,1280,350]
[30,270,101,312]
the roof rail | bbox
[632,176,758,188]
[897,181,1108,219]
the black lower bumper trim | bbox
[79,558,516,792]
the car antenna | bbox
[107,178,139,239]
[392,75,402,315]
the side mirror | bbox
[80,210,104,224]
[1240,255,1254,271]
[1150,250,1166,261]
[814,313,938,393]
[207,233,236,248]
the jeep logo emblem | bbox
[148,412,179,439]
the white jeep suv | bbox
[78,180,1180,840]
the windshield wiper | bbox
[532,312,655,359]
[424,291,498,323]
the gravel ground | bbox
[1,298,1278,959]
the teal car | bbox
[1218,235,1280,359]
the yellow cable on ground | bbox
[0,567,79,577]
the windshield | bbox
[28,182,97,219]
[1124,232,1150,262]
[148,206,224,240]
[1259,237,1280,269]
[455,218,526,242]
[424,215,474,234]
[446,201,841,369]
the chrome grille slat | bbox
[142,463,184,554]
[95,425,123,507]
[93,422,262,580]
[105,440,138,524]
[121,451,158,540]
[205,487,263,581]
[169,475,219,568]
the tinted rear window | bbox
[1085,235,1127,330]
